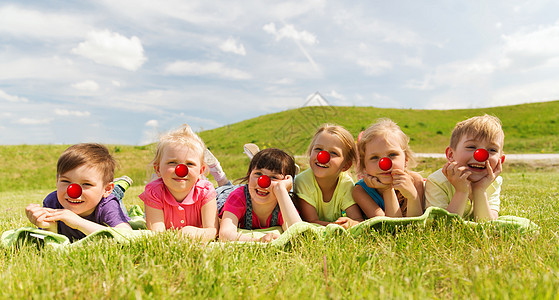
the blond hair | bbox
[449,114,504,150]
[152,124,206,166]
[307,124,357,165]
[357,118,416,173]
[57,143,116,184]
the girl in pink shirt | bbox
[140,124,218,242]
[219,148,302,243]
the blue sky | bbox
[2,1,559,145]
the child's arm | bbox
[179,199,219,242]
[392,170,424,217]
[271,175,302,230]
[219,212,274,242]
[25,204,57,232]
[352,184,385,218]
[298,200,332,226]
[144,205,167,232]
[470,160,501,221]
[443,161,472,216]
[43,209,109,235]
[334,204,364,229]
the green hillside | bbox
[1,101,557,192]
[200,100,559,155]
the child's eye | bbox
[466,146,476,150]
[370,156,379,160]
[60,179,70,183]
[83,183,93,187]
[389,153,399,158]
[254,171,262,176]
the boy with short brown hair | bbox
[25,143,131,241]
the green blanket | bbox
[1,207,538,249]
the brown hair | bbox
[449,114,504,150]
[357,118,416,173]
[239,148,296,183]
[57,143,116,184]
[306,124,357,165]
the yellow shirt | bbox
[294,168,356,222]
[425,168,501,219]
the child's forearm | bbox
[471,190,498,221]
[75,219,107,236]
[446,191,469,216]
[275,189,302,228]
[382,189,402,217]
[180,226,218,242]
[406,196,423,217]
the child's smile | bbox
[57,164,112,217]
[446,135,503,182]
[309,132,348,179]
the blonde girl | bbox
[294,124,363,228]
[140,124,218,242]
[353,119,424,218]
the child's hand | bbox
[25,204,55,229]
[392,169,417,201]
[270,175,293,196]
[471,159,502,192]
[43,209,83,230]
[259,232,280,243]
[335,217,359,229]
[442,161,471,193]
[362,174,391,192]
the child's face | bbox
[363,134,407,183]
[309,132,350,179]
[155,143,205,201]
[446,134,503,182]
[56,164,113,217]
[247,168,285,205]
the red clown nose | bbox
[379,157,392,171]
[67,183,82,199]
[317,151,330,164]
[257,175,271,188]
[473,149,489,162]
[378,157,392,171]
[175,164,189,177]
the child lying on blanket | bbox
[350,118,424,222]
[425,114,505,221]
[140,124,219,242]
[219,148,302,243]
[25,143,132,241]
[294,124,363,228]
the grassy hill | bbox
[1,101,557,192]
[200,100,559,155]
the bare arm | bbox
[43,209,106,236]
[271,175,302,231]
[298,199,332,226]
[443,162,471,216]
[25,204,57,233]
[144,205,166,232]
[180,199,219,242]
[352,185,385,218]
[471,160,501,221]
[219,212,267,242]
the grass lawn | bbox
[0,161,557,298]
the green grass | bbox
[1,101,558,298]
[200,100,559,155]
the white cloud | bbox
[54,109,91,117]
[112,80,121,87]
[263,22,318,45]
[219,37,246,56]
[407,60,496,90]
[0,5,90,39]
[502,21,559,69]
[357,58,393,76]
[71,80,100,91]
[72,30,147,71]
[164,61,251,80]
[145,119,158,127]
[15,118,53,125]
[0,89,29,102]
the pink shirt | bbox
[140,178,217,229]
[220,186,284,229]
